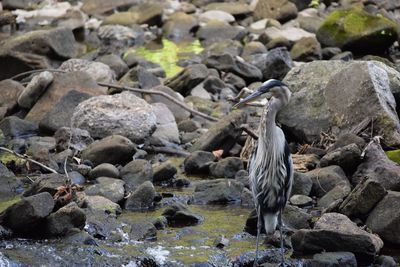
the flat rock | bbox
[124,181,156,211]
[197,20,247,46]
[203,2,252,17]
[102,3,162,27]
[290,194,313,207]
[85,177,125,203]
[193,179,244,204]
[81,0,137,15]
[199,10,235,23]
[59,59,115,84]
[162,12,198,42]
[121,159,153,192]
[162,202,202,227]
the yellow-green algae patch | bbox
[123,39,203,78]
[386,149,400,164]
[0,196,20,213]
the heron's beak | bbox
[232,87,269,109]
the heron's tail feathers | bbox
[263,212,278,234]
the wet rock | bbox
[254,0,298,22]
[0,192,54,234]
[320,144,362,175]
[149,103,180,145]
[199,10,235,23]
[318,182,351,208]
[162,12,198,41]
[290,195,313,207]
[197,20,247,46]
[304,252,357,267]
[59,59,114,84]
[290,37,322,62]
[153,161,177,183]
[366,191,400,245]
[17,71,53,109]
[73,92,156,143]
[129,221,157,241]
[23,173,65,197]
[164,64,208,96]
[339,178,386,219]
[190,110,246,152]
[292,213,383,261]
[0,116,38,139]
[0,80,24,119]
[305,165,349,198]
[317,8,399,54]
[121,160,153,192]
[81,135,136,167]
[162,202,202,227]
[96,54,129,80]
[63,229,97,246]
[39,90,92,134]
[209,157,244,178]
[25,71,105,123]
[46,202,86,236]
[124,181,156,211]
[85,177,125,203]
[54,127,93,152]
[291,171,313,196]
[89,163,119,180]
[184,151,216,174]
[0,163,23,200]
[193,179,244,204]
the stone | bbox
[23,173,65,197]
[129,221,157,241]
[283,205,312,230]
[374,255,397,267]
[241,42,268,61]
[81,0,137,15]
[153,161,177,183]
[304,252,357,267]
[89,163,119,180]
[209,157,244,178]
[162,202,202,227]
[0,80,24,118]
[46,202,86,236]
[318,182,352,208]
[162,12,198,42]
[292,171,313,196]
[164,64,208,96]
[97,25,143,50]
[339,178,386,219]
[72,92,156,143]
[0,192,54,234]
[118,66,160,90]
[297,8,324,33]
[184,151,216,174]
[39,90,92,134]
[290,195,313,207]
[290,37,322,62]
[63,230,97,246]
[124,181,156,211]
[292,213,384,260]
[84,195,121,216]
[203,76,227,94]
[2,0,42,9]
[316,8,399,54]
[81,135,136,167]
[331,51,353,61]
[193,179,244,204]
[85,177,125,203]
[366,191,400,245]
[322,47,342,60]
[203,2,252,17]
[327,134,366,153]
[96,54,129,80]
[68,171,86,185]
[305,166,350,198]
[254,0,298,22]
[121,160,153,192]
[54,127,93,152]
[199,10,235,23]
[149,103,180,145]
[178,119,201,133]
[0,116,38,139]
[320,144,362,175]
[0,163,23,200]
[197,20,247,46]
[102,3,162,27]
[200,40,243,58]
[59,59,114,84]
[25,71,105,124]
[17,71,54,109]
[261,26,315,45]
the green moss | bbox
[0,196,20,213]
[123,39,203,78]
[386,149,400,164]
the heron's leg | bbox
[254,210,262,267]
[278,210,285,267]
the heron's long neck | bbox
[259,98,283,141]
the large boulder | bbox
[72,92,157,143]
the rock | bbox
[197,20,247,46]
[54,127,93,152]
[304,252,357,267]
[81,0,137,15]
[316,8,399,54]
[68,171,86,185]
[249,18,281,34]
[96,54,128,80]
[352,139,400,190]
[72,92,156,143]
[124,181,156,211]
[23,173,65,197]
[374,255,397,267]
[152,216,168,230]
[118,66,160,90]
[209,157,244,178]
[0,163,23,200]
[162,12,198,41]
[149,103,180,145]
[339,178,386,219]
[190,85,212,100]
[366,191,400,245]
[261,26,315,45]
[305,165,349,198]
[184,151,216,174]
[63,229,97,245]
[2,0,42,9]
[0,28,78,80]
[85,177,125,203]
[203,2,252,17]
[193,179,244,204]
[297,8,324,33]
[283,205,312,230]
[292,171,313,196]
[39,90,92,134]
[322,47,342,59]
[25,71,105,124]
[292,213,384,261]
[0,192,54,234]
[121,160,153,192]
[320,144,362,175]
[241,188,254,207]
[199,10,235,23]
[290,37,322,62]
[203,53,262,83]
[153,161,177,183]
[46,202,86,236]
[318,182,351,208]
[84,195,121,216]
[200,40,243,58]
[242,42,268,61]
[89,163,119,180]
[0,79,24,118]
[97,25,143,50]
[0,116,38,139]
[81,135,136,167]
[190,110,246,152]
[162,203,202,227]
[331,51,354,61]
[164,64,208,96]
[178,119,201,133]
[59,59,114,84]
[17,71,54,109]
[129,221,157,241]
[328,133,366,152]
[290,195,313,207]
[254,0,298,22]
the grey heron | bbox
[233,79,293,266]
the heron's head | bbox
[233,79,291,109]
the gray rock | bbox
[153,161,177,183]
[320,143,362,175]
[18,71,54,109]
[59,59,115,84]
[72,92,156,143]
[318,182,351,208]
[331,51,354,61]
[2,0,42,9]
[297,8,324,33]
[339,178,386,219]
[23,173,65,197]
[78,0,138,15]
[118,66,160,90]
[203,2,252,17]
[0,163,23,200]
[199,10,235,23]
[96,54,128,79]
[290,37,322,62]
[89,163,119,180]
[0,79,24,119]
[149,103,180,145]
[290,194,313,207]
[0,192,54,234]
[0,116,38,139]
[184,151,216,174]
[177,119,201,133]
[374,255,397,267]
[254,0,298,22]
[200,40,243,59]
[209,157,244,178]
[292,213,384,260]
[129,221,157,241]
[63,230,97,246]
[164,64,208,96]
[235,169,249,187]
[241,188,254,207]
[121,160,153,192]
[283,205,312,230]
[304,252,357,267]
[68,171,86,185]
[322,47,342,60]
[124,181,156,211]
[203,76,226,94]
[328,133,366,152]
[162,202,202,227]
[291,171,313,196]
[97,24,143,50]
[163,12,198,42]
[81,134,136,167]
[85,177,125,203]
[241,42,268,61]
[193,179,244,204]
[46,202,86,236]
[366,191,400,245]
[197,20,247,46]
[54,127,93,152]
[39,90,91,134]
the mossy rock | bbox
[316,8,399,54]
[386,149,400,164]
